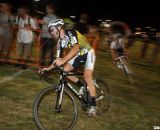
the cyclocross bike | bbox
[114,55,131,74]
[33,66,111,130]
[114,55,135,84]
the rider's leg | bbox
[83,49,97,116]
[84,49,96,97]
[63,63,82,84]
[84,68,97,116]
[64,55,85,87]
[84,69,96,105]
[84,69,95,96]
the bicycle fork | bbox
[54,84,64,113]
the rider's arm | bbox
[62,44,80,63]
[111,49,117,62]
[41,62,55,72]
[41,40,62,71]
[110,40,118,61]
[121,38,129,58]
[62,29,80,63]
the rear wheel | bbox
[93,79,111,113]
[33,86,78,130]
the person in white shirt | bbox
[110,33,127,61]
[15,6,37,69]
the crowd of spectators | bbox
[0,2,159,69]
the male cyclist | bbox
[40,19,97,116]
[110,33,128,61]
[110,33,133,74]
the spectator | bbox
[86,25,100,52]
[38,3,57,66]
[63,17,75,29]
[15,6,37,69]
[74,13,90,35]
[0,2,14,65]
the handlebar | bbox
[114,55,127,61]
[39,65,83,83]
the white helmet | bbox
[48,19,64,29]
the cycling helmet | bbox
[48,19,64,29]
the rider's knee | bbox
[63,63,73,72]
[84,72,92,82]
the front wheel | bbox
[33,86,78,130]
[93,79,111,113]
[121,60,136,84]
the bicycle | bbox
[114,55,135,83]
[33,66,111,130]
[114,56,131,74]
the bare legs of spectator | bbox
[15,42,32,69]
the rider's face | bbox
[49,27,60,39]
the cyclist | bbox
[40,19,97,116]
[110,33,134,75]
[110,33,128,62]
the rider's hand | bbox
[112,59,116,64]
[38,67,49,75]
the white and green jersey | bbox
[56,29,92,58]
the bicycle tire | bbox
[33,86,78,130]
[121,58,133,75]
[121,63,128,75]
[121,61,136,84]
[93,78,111,113]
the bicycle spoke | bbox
[33,86,78,130]
[94,79,111,113]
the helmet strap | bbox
[57,27,62,40]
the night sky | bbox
[3,0,160,30]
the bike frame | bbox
[114,55,127,64]
[114,55,133,75]
[54,67,90,112]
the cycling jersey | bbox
[56,29,92,58]
[110,38,125,50]
[110,38,126,56]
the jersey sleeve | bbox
[65,29,78,46]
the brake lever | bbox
[38,69,47,80]
[53,64,64,72]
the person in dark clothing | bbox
[39,4,57,66]
[74,13,90,35]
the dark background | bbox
[3,0,160,30]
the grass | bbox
[0,41,160,130]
